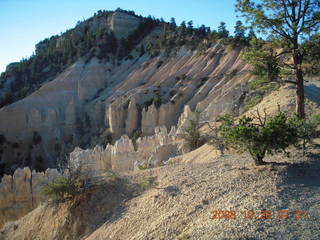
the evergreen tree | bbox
[234,20,245,40]
[170,17,177,30]
[218,22,229,38]
[236,0,320,118]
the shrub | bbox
[130,129,142,144]
[152,91,162,108]
[177,92,184,98]
[181,74,187,80]
[35,156,46,172]
[182,111,205,151]
[248,77,279,93]
[136,176,158,190]
[245,76,280,111]
[138,162,150,170]
[103,169,119,182]
[227,69,238,79]
[206,124,225,155]
[42,157,89,203]
[244,94,263,111]
[289,113,320,155]
[169,89,177,97]
[217,110,300,165]
[42,175,84,203]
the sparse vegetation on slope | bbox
[181,111,206,151]
[42,157,90,203]
[3,147,320,240]
[217,110,315,165]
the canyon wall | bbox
[70,125,180,174]
[0,115,191,228]
[0,167,59,228]
[0,30,253,177]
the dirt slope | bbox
[2,145,320,240]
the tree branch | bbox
[284,80,298,84]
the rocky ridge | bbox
[0,105,199,228]
[0,39,252,175]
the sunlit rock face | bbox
[69,126,180,174]
[0,104,210,229]
[0,167,60,229]
[108,11,141,39]
[0,16,252,175]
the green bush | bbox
[217,111,300,165]
[42,158,89,203]
[248,77,279,93]
[42,175,84,203]
[289,113,320,155]
[244,94,263,111]
[136,176,159,190]
[156,60,164,68]
[130,129,142,143]
[152,91,162,108]
[103,169,119,182]
[245,77,279,111]
[207,126,225,155]
[248,78,269,91]
[138,162,150,170]
[182,111,205,151]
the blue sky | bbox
[0,0,239,73]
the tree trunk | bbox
[295,68,305,119]
[254,157,266,166]
[249,149,266,166]
[293,45,305,119]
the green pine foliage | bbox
[289,113,320,155]
[0,8,259,110]
[182,112,206,151]
[42,156,89,203]
[0,10,158,108]
[217,111,302,165]
[42,175,84,203]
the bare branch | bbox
[284,80,298,84]
[256,108,264,126]
[282,0,296,32]
[275,50,291,57]
[202,122,217,133]
[263,108,268,125]
[299,0,311,33]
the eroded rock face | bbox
[176,105,198,135]
[125,98,139,135]
[108,101,127,139]
[108,11,141,39]
[0,167,59,229]
[69,126,180,173]
[141,104,159,135]
[0,104,206,229]
[0,39,252,175]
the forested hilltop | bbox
[0,8,257,108]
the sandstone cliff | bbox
[0,40,253,175]
[0,167,59,228]
[0,125,180,228]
